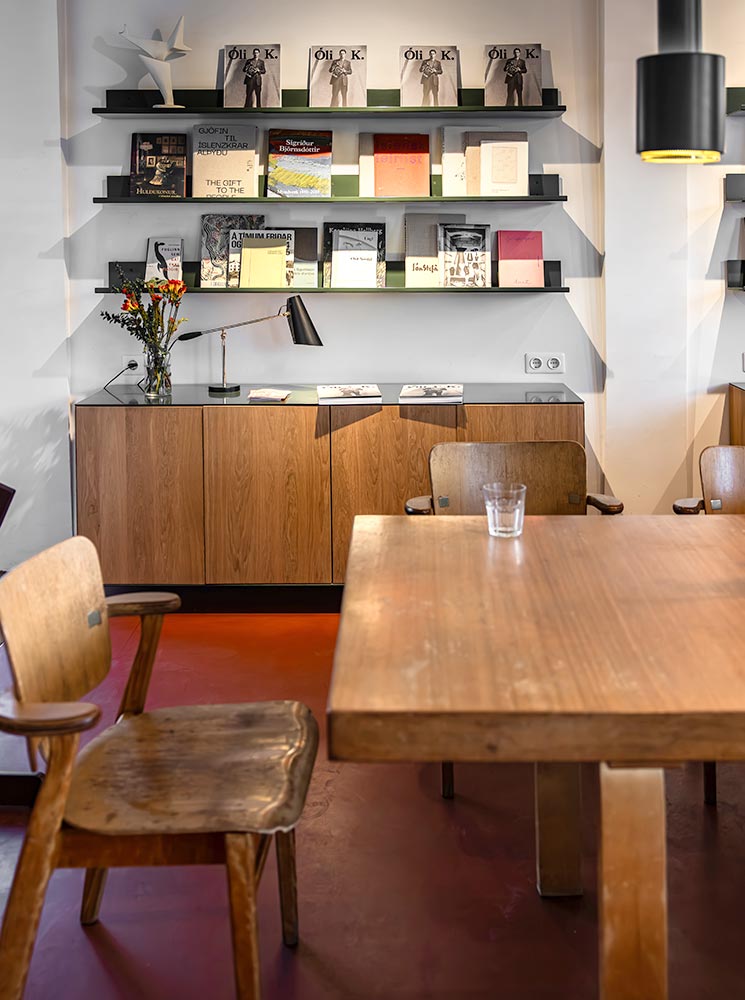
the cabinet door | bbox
[76,406,205,585]
[204,407,331,584]
[330,405,457,582]
[457,404,584,444]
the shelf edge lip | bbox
[92,106,567,117]
[94,286,570,294]
[92,196,568,204]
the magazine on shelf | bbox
[437,223,491,288]
[267,129,332,198]
[309,45,367,108]
[129,133,187,197]
[404,212,465,288]
[144,237,183,281]
[496,230,544,287]
[223,43,281,108]
[399,384,464,403]
[199,214,264,287]
[291,227,319,287]
[239,230,295,288]
[192,124,258,198]
[317,384,383,404]
[399,45,459,108]
[322,222,386,287]
[464,130,527,196]
[358,133,375,196]
[441,127,467,197]
[484,44,542,107]
[230,228,294,287]
[330,228,379,288]
[373,133,430,197]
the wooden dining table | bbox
[327,513,745,999]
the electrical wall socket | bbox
[121,354,143,380]
[525,352,566,374]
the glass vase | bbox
[143,346,172,399]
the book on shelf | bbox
[199,214,264,287]
[399,45,459,108]
[441,128,467,197]
[223,44,281,108]
[497,230,544,287]
[192,124,258,198]
[267,129,332,198]
[404,212,465,288]
[317,384,383,404]
[399,383,464,403]
[292,227,319,288]
[240,236,288,288]
[464,130,528,196]
[237,229,295,287]
[438,224,491,288]
[144,237,183,281]
[323,222,386,287]
[330,228,379,288]
[484,44,542,107]
[248,387,292,402]
[309,45,367,108]
[373,133,430,197]
[358,133,375,196]
[130,133,187,197]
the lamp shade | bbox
[286,295,323,346]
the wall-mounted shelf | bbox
[727,260,745,287]
[93,88,566,119]
[97,260,568,294]
[94,173,566,204]
[726,88,745,116]
[724,175,745,201]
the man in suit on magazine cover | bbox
[243,48,266,108]
[504,47,527,106]
[419,49,443,106]
[329,49,353,107]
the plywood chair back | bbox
[0,536,111,707]
[699,445,745,515]
[428,441,588,516]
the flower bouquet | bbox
[101,269,188,398]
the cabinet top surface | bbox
[76,383,582,408]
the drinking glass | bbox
[482,482,527,538]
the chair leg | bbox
[0,734,78,1000]
[275,830,298,948]
[441,761,455,799]
[703,762,717,805]
[80,868,108,925]
[225,833,261,1000]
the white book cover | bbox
[358,133,374,197]
[330,228,378,288]
[478,139,528,197]
[484,44,542,107]
[224,44,281,108]
[145,237,183,281]
[400,45,459,108]
[233,228,295,287]
[192,125,258,198]
[405,212,465,288]
[309,45,367,107]
[248,387,292,401]
[399,383,464,402]
[441,128,467,197]
[317,384,382,403]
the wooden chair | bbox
[405,441,623,798]
[673,444,745,804]
[0,536,318,1000]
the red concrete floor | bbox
[0,613,742,999]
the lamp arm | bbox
[176,306,287,342]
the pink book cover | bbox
[497,230,543,260]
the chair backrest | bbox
[699,446,745,514]
[0,483,14,530]
[428,441,588,516]
[0,536,111,705]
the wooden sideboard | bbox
[730,383,745,444]
[75,383,584,586]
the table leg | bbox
[599,763,667,1000]
[534,762,583,896]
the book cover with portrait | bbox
[484,44,542,107]
[129,133,187,197]
[223,44,281,109]
[399,45,459,108]
[309,45,367,108]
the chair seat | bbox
[64,701,318,836]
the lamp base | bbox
[208,383,241,396]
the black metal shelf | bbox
[97,259,568,295]
[724,175,745,201]
[726,88,745,116]
[93,87,565,119]
[727,260,745,287]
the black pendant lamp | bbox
[637,0,724,163]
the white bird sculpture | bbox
[122,17,191,108]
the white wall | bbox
[0,0,71,567]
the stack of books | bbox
[317,384,383,404]
[399,384,464,403]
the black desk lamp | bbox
[176,295,323,395]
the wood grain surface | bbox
[729,384,745,445]
[456,403,584,444]
[328,514,745,762]
[204,407,331,584]
[699,445,745,514]
[76,407,205,584]
[330,406,457,581]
